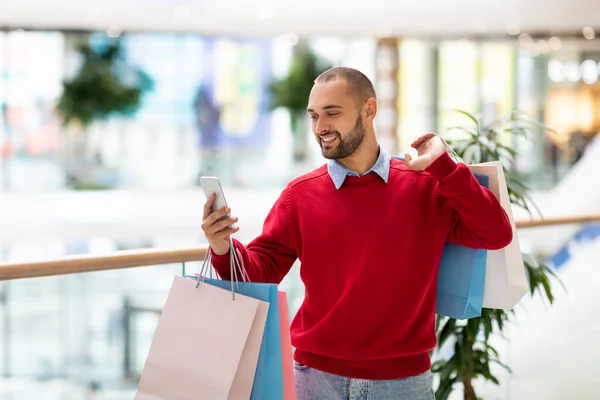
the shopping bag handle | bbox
[196,237,249,300]
[417,134,464,164]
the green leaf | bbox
[437,318,457,349]
[435,376,457,400]
[452,109,481,132]
[434,354,460,383]
[445,126,479,136]
[482,314,493,340]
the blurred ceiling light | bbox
[174,4,191,19]
[258,7,274,20]
[582,26,595,40]
[581,59,599,84]
[529,46,540,57]
[106,26,122,38]
[565,62,581,82]
[518,32,532,47]
[548,58,565,82]
[284,32,299,46]
[549,36,562,51]
[505,23,520,35]
[537,39,550,53]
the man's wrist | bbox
[210,246,230,257]
[425,152,457,181]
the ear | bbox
[363,98,377,122]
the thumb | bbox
[404,153,413,168]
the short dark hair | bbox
[315,67,377,104]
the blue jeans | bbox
[294,361,435,400]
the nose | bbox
[314,118,329,135]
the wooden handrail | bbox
[0,214,599,281]
[0,246,208,281]
[515,214,600,228]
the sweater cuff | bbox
[209,246,232,279]
[425,151,457,182]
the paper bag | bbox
[437,243,487,319]
[468,161,528,309]
[135,276,268,400]
[198,277,283,400]
[436,172,489,319]
[278,291,297,400]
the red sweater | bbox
[211,152,512,380]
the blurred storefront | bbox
[0,30,598,193]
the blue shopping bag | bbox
[436,173,489,320]
[186,275,284,400]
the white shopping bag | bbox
[468,161,528,309]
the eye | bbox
[309,115,318,120]
[328,112,339,117]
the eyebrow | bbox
[306,104,343,113]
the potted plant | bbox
[56,38,153,189]
[268,44,330,163]
[433,110,565,400]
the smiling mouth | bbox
[320,135,338,145]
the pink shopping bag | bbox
[278,291,297,400]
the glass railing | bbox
[0,214,599,400]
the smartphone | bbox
[200,176,233,227]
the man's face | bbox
[307,80,366,160]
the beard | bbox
[319,115,365,160]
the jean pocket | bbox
[293,360,310,371]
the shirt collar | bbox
[327,146,391,190]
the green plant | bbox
[55,38,153,187]
[71,182,112,191]
[432,110,565,400]
[57,40,153,128]
[268,45,330,161]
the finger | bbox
[417,137,435,152]
[411,134,435,150]
[207,206,231,226]
[411,133,436,149]
[404,153,427,171]
[215,226,240,240]
[201,206,230,232]
[202,212,231,234]
[404,153,413,168]
[202,193,216,220]
[410,134,428,148]
[206,216,238,235]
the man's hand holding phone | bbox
[201,193,240,255]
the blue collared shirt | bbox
[327,147,392,189]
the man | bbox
[201,67,512,399]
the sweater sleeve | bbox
[209,185,298,284]
[425,152,513,250]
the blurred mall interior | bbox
[0,0,599,399]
